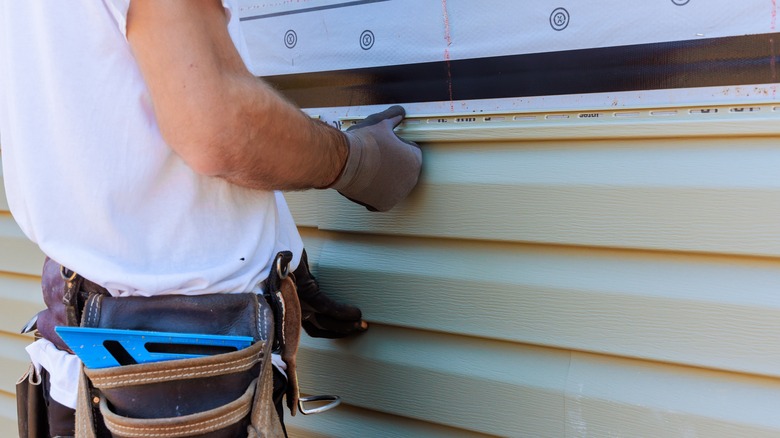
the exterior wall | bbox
[281,110,780,437]
[4,103,780,437]
[0,163,46,435]
[3,1,780,436]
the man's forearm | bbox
[213,75,348,191]
[127,0,347,191]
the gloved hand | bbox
[293,250,368,338]
[329,105,422,212]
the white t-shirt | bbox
[0,0,303,296]
[0,0,301,408]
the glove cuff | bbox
[328,131,359,191]
[327,131,380,194]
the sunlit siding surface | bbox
[0,167,45,436]
[283,114,780,437]
[4,112,780,436]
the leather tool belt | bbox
[19,252,305,438]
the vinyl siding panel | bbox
[4,120,780,436]
[564,352,780,436]
[0,333,33,395]
[285,191,320,229]
[315,136,780,257]
[0,169,44,437]
[310,236,780,379]
[287,403,496,438]
[0,213,45,277]
[0,393,18,436]
[0,273,43,336]
[290,329,780,437]
[282,116,780,437]
[291,325,568,437]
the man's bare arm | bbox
[126,0,347,190]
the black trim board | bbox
[261,33,780,108]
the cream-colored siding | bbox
[0,168,46,435]
[3,108,780,436]
[283,111,780,437]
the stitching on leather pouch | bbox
[106,404,250,437]
[107,407,249,436]
[97,348,256,379]
[256,300,266,341]
[88,294,103,327]
[103,387,253,437]
[90,348,262,388]
[94,361,256,388]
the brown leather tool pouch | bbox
[74,293,285,438]
[16,363,49,438]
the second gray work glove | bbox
[294,250,368,339]
[329,105,422,212]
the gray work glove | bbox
[330,105,422,212]
[293,250,368,339]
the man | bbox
[0,1,422,437]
